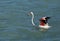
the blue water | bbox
[0,0,60,41]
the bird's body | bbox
[39,23,50,29]
[39,16,51,29]
[29,12,51,31]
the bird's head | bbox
[28,12,34,16]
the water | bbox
[0,0,60,41]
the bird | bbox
[28,12,51,31]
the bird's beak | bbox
[27,12,31,16]
[27,13,30,16]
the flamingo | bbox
[28,12,51,31]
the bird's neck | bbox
[31,14,35,26]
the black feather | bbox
[45,17,51,19]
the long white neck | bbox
[30,12,35,26]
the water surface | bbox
[0,0,60,41]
